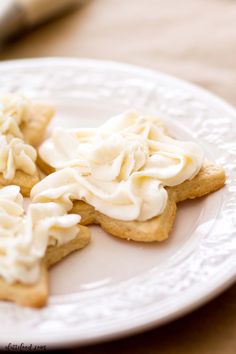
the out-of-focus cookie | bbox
[0,95,54,195]
[21,103,54,146]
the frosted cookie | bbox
[0,95,54,195]
[0,186,90,308]
[33,111,226,242]
[0,94,54,146]
[0,135,39,196]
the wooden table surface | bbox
[0,0,236,352]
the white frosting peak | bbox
[0,186,81,284]
[0,135,37,180]
[0,95,38,180]
[0,95,31,126]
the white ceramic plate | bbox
[0,58,235,349]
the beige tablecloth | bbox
[0,0,236,353]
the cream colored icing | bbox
[0,95,31,138]
[0,95,38,180]
[35,111,204,221]
[0,186,80,284]
[0,135,37,180]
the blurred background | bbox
[0,0,235,106]
[0,1,235,353]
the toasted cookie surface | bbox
[0,170,40,197]
[22,103,54,146]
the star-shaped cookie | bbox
[0,186,90,308]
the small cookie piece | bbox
[37,154,55,175]
[45,225,90,268]
[170,163,226,202]
[0,226,90,308]
[0,96,54,195]
[71,163,225,242]
[72,196,177,242]
[0,94,54,147]
[18,102,54,194]
[0,186,90,308]
[0,135,40,197]
[21,103,54,146]
[0,170,40,197]
[0,264,48,309]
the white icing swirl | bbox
[0,95,31,138]
[0,186,81,284]
[0,95,38,179]
[31,167,168,221]
[36,111,204,221]
[0,135,37,180]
